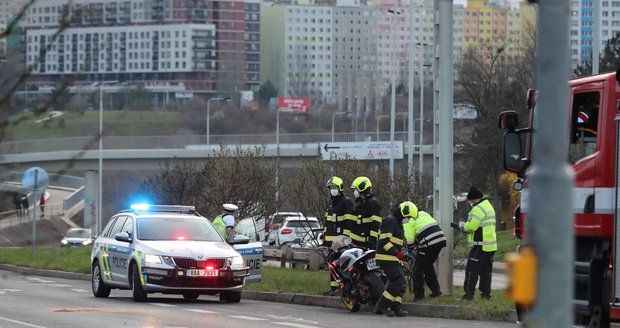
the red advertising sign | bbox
[277,97,310,113]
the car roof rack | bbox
[120,204,198,215]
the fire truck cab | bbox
[499,71,620,326]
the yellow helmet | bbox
[399,201,418,219]
[351,176,372,193]
[326,176,344,191]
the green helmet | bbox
[351,176,372,193]
[399,201,418,219]
[326,176,344,191]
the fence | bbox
[263,245,328,271]
[0,202,64,229]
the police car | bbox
[90,204,262,302]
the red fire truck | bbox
[499,71,620,326]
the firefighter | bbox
[401,201,446,302]
[374,202,409,317]
[349,176,381,249]
[323,176,354,296]
[458,186,497,300]
[213,203,238,242]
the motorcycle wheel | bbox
[363,271,385,309]
[340,292,361,312]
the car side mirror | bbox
[229,234,250,245]
[114,231,132,243]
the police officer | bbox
[349,177,381,250]
[213,203,238,242]
[374,202,408,317]
[401,201,446,302]
[458,186,497,300]
[323,176,354,296]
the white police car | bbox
[90,204,260,302]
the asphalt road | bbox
[0,269,517,328]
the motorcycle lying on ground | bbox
[326,236,385,312]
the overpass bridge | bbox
[0,132,435,172]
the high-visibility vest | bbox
[463,199,497,252]
[403,211,446,248]
[213,214,228,239]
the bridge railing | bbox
[0,132,428,155]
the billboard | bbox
[277,97,310,113]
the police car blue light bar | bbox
[130,204,196,213]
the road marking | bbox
[26,278,53,283]
[266,315,319,325]
[0,316,46,328]
[272,323,320,328]
[185,309,219,314]
[228,315,267,321]
[47,284,72,288]
[3,289,23,292]
[147,303,176,307]
[70,288,89,293]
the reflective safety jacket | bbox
[324,193,354,242]
[403,211,446,249]
[463,199,497,252]
[376,214,404,262]
[348,194,381,249]
[213,214,229,239]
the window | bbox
[569,91,600,163]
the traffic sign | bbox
[22,167,49,196]
[320,142,403,160]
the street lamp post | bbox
[388,7,401,180]
[206,97,231,144]
[407,0,415,176]
[97,80,117,235]
[331,111,350,142]
[417,43,430,179]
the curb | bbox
[0,264,516,322]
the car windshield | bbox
[286,220,321,229]
[66,229,91,238]
[137,217,222,241]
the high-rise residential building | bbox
[0,0,25,57]
[260,4,334,103]
[19,0,259,102]
[570,0,620,69]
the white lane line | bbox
[70,288,90,293]
[26,278,53,283]
[47,284,72,288]
[272,322,320,328]
[228,315,268,321]
[185,309,219,314]
[147,303,176,307]
[0,316,46,328]
[3,289,23,292]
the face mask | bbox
[330,189,339,197]
[354,190,360,198]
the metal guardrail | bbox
[263,245,328,270]
[0,132,433,155]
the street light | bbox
[416,43,431,179]
[206,97,231,144]
[97,80,117,235]
[388,7,401,180]
[331,111,350,142]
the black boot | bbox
[374,297,394,317]
[392,302,408,317]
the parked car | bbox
[61,228,93,247]
[289,228,324,249]
[266,212,304,245]
[271,216,322,247]
[90,204,256,302]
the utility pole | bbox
[407,0,415,176]
[593,0,600,75]
[526,0,574,325]
[433,0,454,295]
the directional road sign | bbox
[22,167,49,197]
[320,141,403,160]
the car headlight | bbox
[231,256,244,265]
[82,239,92,246]
[61,239,68,245]
[144,254,162,264]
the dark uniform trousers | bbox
[464,246,495,298]
[378,261,405,305]
[412,245,443,298]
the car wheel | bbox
[183,292,200,300]
[131,263,148,302]
[220,291,241,303]
[92,261,111,298]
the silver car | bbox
[90,205,255,303]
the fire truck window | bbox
[569,91,599,163]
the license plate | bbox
[366,259,378,270]
[186,269,218,277]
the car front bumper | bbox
[141,266,249,293]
